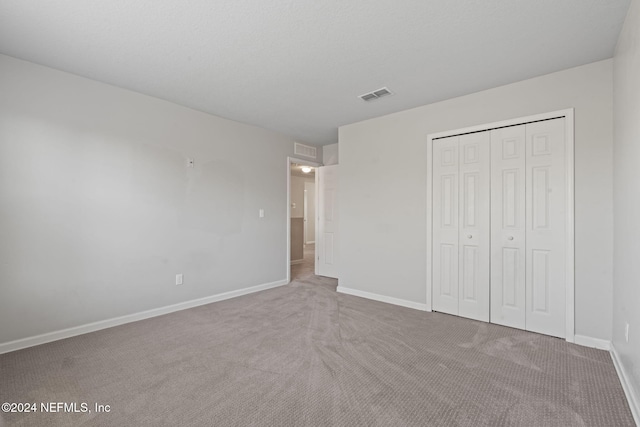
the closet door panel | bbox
[458,132,490,322]
[432,136,459,315]
[490,125,526,329]
[525,118,566,338]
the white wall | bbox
[322,143,339,165]
[613,0,640,412]
[0,54,319,345]
[339,59,614,341]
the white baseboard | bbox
[611,344,640,426]
[574,334,612,350]
[0,279,288,355]
[337,286,428,311]
[290,259,304,265]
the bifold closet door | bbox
[490,118,566,338]
[458,132,490,322]
[525,118,566,338]
[490,125,527,330]
[433,133,490,321]
[433,136,459,316]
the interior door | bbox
[490,125,527,330]
[458,132,491,322]
[432,136,459,315]
[525,118,566,338]
[317,165,339,278]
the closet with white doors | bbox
[430,112,572,339]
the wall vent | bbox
[359,87,393,102]
[294,142,317,159]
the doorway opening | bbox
[287,158,320,283]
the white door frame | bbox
[426,108,575,343]
[286,156,321,284]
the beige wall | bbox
[0,54,320,345]
[304,181,316,244]
[290,174,315,261]
[613,0,640,412]
[290,175,314,218]
[290,218,304,261]
[290,174,315,242]
[339,59,614,341]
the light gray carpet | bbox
[0,258,634,426]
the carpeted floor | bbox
[0,250,635,426]
[290,243,316,282]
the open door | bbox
[316,165,339,278]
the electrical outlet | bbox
[625,322,629,342]
[176,274,183,286]
[259,208,264,218]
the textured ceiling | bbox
[0,0,631,145]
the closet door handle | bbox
[467,234,473,239]
[508,236,514,241]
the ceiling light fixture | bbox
[301,166,312,173]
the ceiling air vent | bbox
[359,87,393,102]
[294,142,317,159]
[360,93,378,101]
